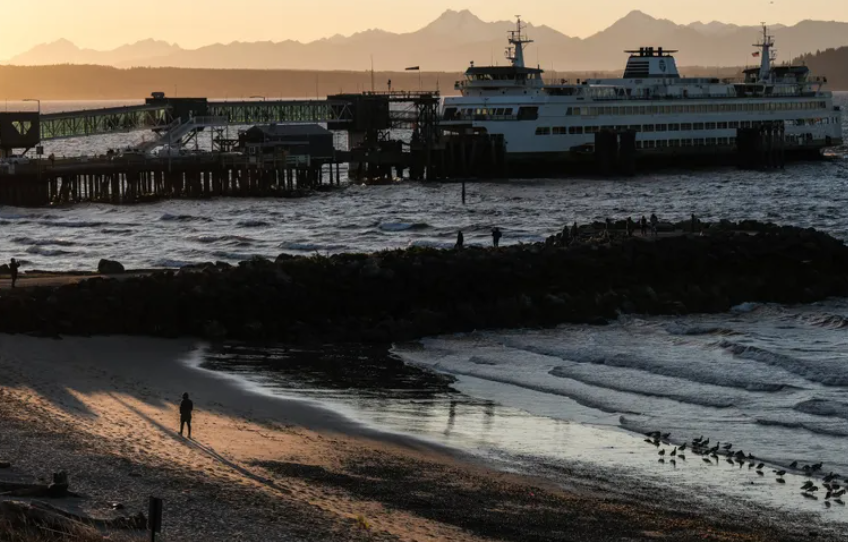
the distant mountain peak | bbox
[422,8,488,34]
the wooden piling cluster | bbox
[0,155,344,207]
[410,132,508,180]
[736,125,786,169]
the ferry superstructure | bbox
[441,19,843,166]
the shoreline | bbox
[0,334,840,541]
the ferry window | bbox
[568,126,584,135]
[602,125,614,131]
[639,106,647,115]
[625,106,634,115]
[675,105,684,114]
[742,121,752,128]
[629,125,642,132]
[681,123,693,130]
[585,126,600,134]
[705,122,716,130]
[645,140,656,149]
[717,122,728,130]
[615,125,628,131]
[518,107,539,120]
[535,127,551,136]
[443,107,458,120]
[694,138,705,146]
[655,124,667,132]
[729,121,739,129]
[553,127,567,135]
[635,141,643,149]
[669,140,680,148]
[656,140,668,148]
[565,108,573,116]
[693,123,704,130]
[643,125,655,133]
[706,138,717,145]
[668,124,680,131]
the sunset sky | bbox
[1,0,846,59]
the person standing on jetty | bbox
[640,216,648,237]
[650,214,659,237]
[455,231,464,250]
[9,258,20,288]
[691,213,698,233]
[179,393,194,438]
[491,227,502,248]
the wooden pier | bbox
[0,154,343,206]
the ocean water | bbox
[4,97,848,527]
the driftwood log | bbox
[0,499,146,533]
[0,472,72,498]
[0,481,69,498]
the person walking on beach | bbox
[179,392,194,439]
[455,231,464,250]
[9,258,20,288]
[650,214,659,238]
[491,227,502,248]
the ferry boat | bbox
[441,18,844,169]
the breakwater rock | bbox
[1,221,847,343]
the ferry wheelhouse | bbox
[441,19,843,167]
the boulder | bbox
[97,259,125,274]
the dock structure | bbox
[0,153,343,206]
[0,90,514,206]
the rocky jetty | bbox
[1,221,846,343]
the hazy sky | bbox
[1,0,846,58]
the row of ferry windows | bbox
[634,134,814,149]
[534,118,837,136]
[451,101,828,120]
[566,101,828,116]
[635,138,736,149]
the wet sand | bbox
[0,335,839,541]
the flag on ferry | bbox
[752,52,760,57]
[405,66,420,71]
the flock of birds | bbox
[644,431,846,508]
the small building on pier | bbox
[238,124,335,163]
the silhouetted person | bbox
[650,213,659,237]
[179,392,193,438]
[640,216,648,237]
[455,231,464,250]
[691,213,698,233]
[491,227,502,248]
[626,217,635,237]
[9,258,20,288]
[570,222,578,240]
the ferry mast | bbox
[754,23,775,82]
[505,16,533,68]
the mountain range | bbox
[6,10,848,72]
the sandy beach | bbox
[0,334,840,541]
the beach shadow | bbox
[112,395,290,496]
[0,334,458,457]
